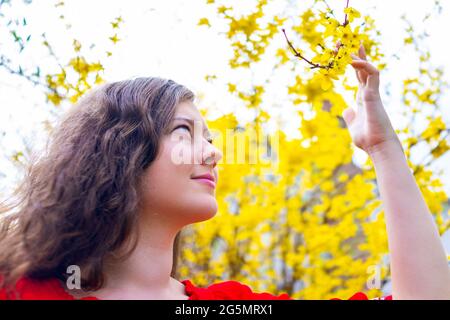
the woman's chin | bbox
[186,199,218,223]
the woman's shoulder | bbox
[0,274,97,300]
[181,279,393,300]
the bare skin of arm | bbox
[342,45,450,299]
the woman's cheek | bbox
[167,138,196,166]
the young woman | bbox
[0,46,449,300]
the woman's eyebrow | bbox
[173,116,212,137]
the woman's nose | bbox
[202,143,222,167]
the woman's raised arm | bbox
[342,45,450,299]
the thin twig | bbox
[0,55,47,88]
[343,0,350,26]
[321,0,337,19]
[282,0,351,69]
[41,33,65,71]
[281,28,328,69]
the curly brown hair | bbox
[0,77,194,296]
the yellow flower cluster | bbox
[202,0,286,68]
[44,16,123,106]
[288,6,376,81]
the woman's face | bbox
[139,101,223,228]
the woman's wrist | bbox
[366,137,404,164]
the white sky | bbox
[0,1,449,247]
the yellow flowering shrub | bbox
[179,0,450,300]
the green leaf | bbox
[33,66,40,77]
[11,30,21,42]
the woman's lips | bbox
[192,178,216,189]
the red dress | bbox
[0,275,393,300]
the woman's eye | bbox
[174,124,191,133]
[173,124,213,144]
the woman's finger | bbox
[351,54,367,84]
[358,44,367,60]
[355,70,361,83]
[350,60,380,89]
[357,70,364,84]
[353,66,362,83]
[333,41,342,55]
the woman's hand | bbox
[342,45,400,156]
